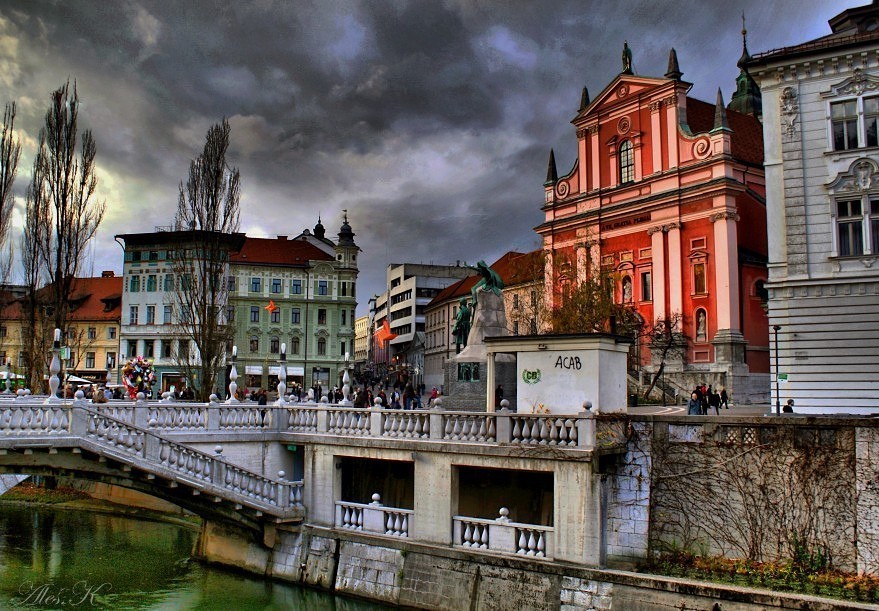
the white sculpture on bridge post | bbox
[226,345,240,404]
[339,352,352,406]
[45,328,62,404]
[276,343,287,407]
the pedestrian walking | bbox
[709,388,721,415]
[687,392,702,415]
[720,387,729,409]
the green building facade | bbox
[228,216,359,396]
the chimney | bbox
[101,271,115,278]
[277,235,287,240]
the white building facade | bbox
[750,1,879,413]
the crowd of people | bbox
[686,383,730,415]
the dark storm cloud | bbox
[0,0,856,311]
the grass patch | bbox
[1,481,90,504]
[640,552,879,603]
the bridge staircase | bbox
[0,399,304,528]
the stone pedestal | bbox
[712,329,748,364]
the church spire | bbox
[545,149,558,186]
[665,48,683,80]
[727,12,763,119]
[579,86,590,112]
[712,89,730,132]
[737,12,752,69]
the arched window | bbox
[619,140,634,184]
[694,309,708,343]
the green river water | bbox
[0,504,387,610]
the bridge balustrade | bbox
[335,494,413,538]
[76,399,611,450]
[0,399,305,519]
[453,510,554,560]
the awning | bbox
[245,366,263,375]
[65,375,93,384]
[268,366,305,376]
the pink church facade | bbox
[537,46,770,402]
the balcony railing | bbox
[453,508,553,559]
[335,494,413,538]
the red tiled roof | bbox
[0,276,122,322]
[67,276,123,321]
[231,236,334,266]
[429,250,544,306]
[685,97,764,166]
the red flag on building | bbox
[375,319,397,346]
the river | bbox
[0,504,386,610]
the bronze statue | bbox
[469,260,504,306]
[622,41,633,74]
[452,297,473,353]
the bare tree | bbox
[547,248,642,338]
[170,118,241,401]
[0,102,20,282]
[0,102,21,373]
[642,312,688,400]
[20,140,51,390]
[29,81,105,332]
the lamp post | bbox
[773,325,781,415]
[4,358,11,394]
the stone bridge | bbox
[0,396,305,531]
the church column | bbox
[485,351,496,413]
[577,128,589,193]
[589,126,600,191]
[666,223,683,321]
[664,95,679,169]
[711,210,746,363]
[650,100,663,174]
[648,226,666,322]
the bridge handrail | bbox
[1,396,610,450]
[72,403,303,514]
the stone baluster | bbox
[369,403,382,437]
[429,400,444,441]
[495,407,512,444]
[578,402,596,448]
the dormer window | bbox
[619,140,634,184]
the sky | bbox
[0,0,856,316]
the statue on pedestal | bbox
[452,297,473,353]
[469,260,504,306]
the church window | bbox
[619,140,634,184]
[693,262,707,295]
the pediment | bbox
[827,157,879,193]
[822,68,879,98]
[573,74,673,121]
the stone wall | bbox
[605,417,879,576]
[605,421,652,566]
[197,525,867,610]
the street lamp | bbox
[772,325,781,415]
